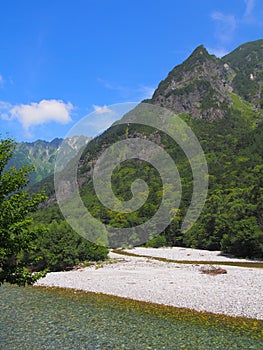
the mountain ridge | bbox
[8,135,90,185]
[150,39,263,120]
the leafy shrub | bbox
[23,208,109,272]
[145,235,167,248]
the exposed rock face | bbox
[150,40,263,120]
[151,46,234,120]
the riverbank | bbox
[34,247,263,320]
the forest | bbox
[73,103,263,258]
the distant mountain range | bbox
[8,136,90,185]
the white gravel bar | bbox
[34,247,263,320]
[124,246,263,262]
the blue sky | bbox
[0,0,262,142]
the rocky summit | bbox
[150,39,263,120]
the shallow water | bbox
[0,285,262,349]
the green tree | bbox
[28,220,108,272]
[0,137,47,286]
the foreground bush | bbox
[23,208,109,272]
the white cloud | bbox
[75,102,138,137]
[209,11,237,60]
[1,99,73,136]
[244,0,256,17]
[211,11,237,44]
[93,104,113,114]
[210,1,262,57]
[207,47,229,58]
[242,0,263,25]
[89,105,117,134]
[0,101,11,110]
[0,75,4,87]
[98,78,155,100]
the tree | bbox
[0,137,47,286]
[27,215,109,272]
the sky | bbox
[0,0,262,142]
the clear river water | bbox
[0,284,262,349]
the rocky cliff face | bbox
[150,40,263,120]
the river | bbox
[0,285,262,349]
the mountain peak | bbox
[186,45,214,62]
[151,39,263,119]
[151,44,232,120]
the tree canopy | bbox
[0,137,47,286]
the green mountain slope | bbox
[8,136,90,185]
[222,39,263,108]
[29,39,263,259]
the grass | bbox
[229,91,261,125]
[112,249,263,269]
[74,257,126,270]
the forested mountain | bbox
[21,39,263,265]
[222,39,263,107]
[8,136,90,185]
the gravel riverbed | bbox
[34,247,263,320]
